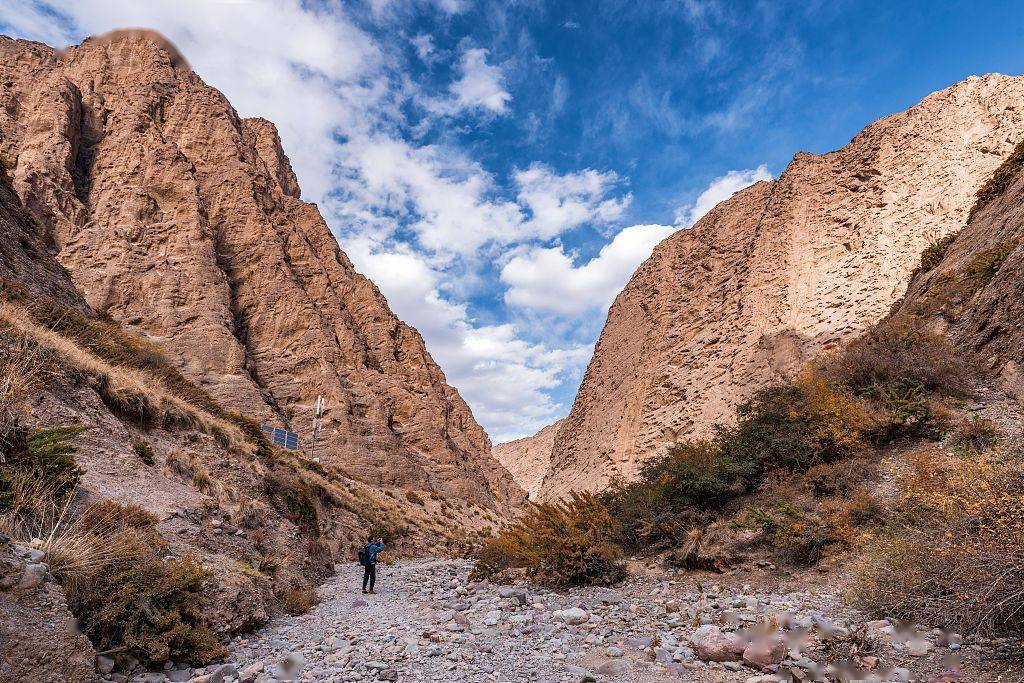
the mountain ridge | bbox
[539,72,1024,499]
[0,30,523,511]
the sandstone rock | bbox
[0,31,524,514]
[554,608,591,625]
[691,625,745,662]
[539,73,1024,498]
[742,634,785,669]
[594,659,631,675]
[492,419,564,500]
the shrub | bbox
[949,415,998,455]
[132,439,156,465]
[472,492,624,587]
[13,425,88,498]
[970,136,1024,220]
[405,490,425,505]
[747,493,880,566]
[721,373,872,472]
[913,233,957,277]
[801,458,874,497]
[601,440,743,548]
[277,586,318,615]
[66,539,227,666]
[822,321,968,439]
[855,452,1024,637]
[603,373,873,550]
[962,240,1017,294]
[264,471,319,535]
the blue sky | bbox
[4,0,1024,441]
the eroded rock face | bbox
[492,419,563,500]
[894,138,1024,397]
[542,73,1024,499]
[0,32,522,511]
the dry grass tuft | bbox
[0,301,246,449]
[277,585,318,615]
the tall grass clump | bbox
[912,233,957,277]
[472,492,624,587]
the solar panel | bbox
[260,424,300,451]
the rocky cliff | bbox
[894,137,1024,394]
[492,419,563,501]
[542,73,1024,499]
[0,31,521,511]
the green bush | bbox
[912,233,957,277]
[472,492,624,587]
[823,321,968,439]
[264,471,319,535]
[721,373,871,472]
[132,439,156,465]
[970,136,1024,220]
[16,425,88,498]
[601,440,746,547]
[962,240,1017,294]
[66,534,226,666]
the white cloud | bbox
[501,224,678,316]
[0,0,630,442]
[676,164,772,227]
[345,239,590,441]
[515,164,631,239]
[411,33,436,62]
[430,47,512,116]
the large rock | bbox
[742,634,786,669]
[554,607,591,625]
[0,31,523,512]
[540,73,1024,499]
[690,625,746,662]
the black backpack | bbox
[357,548,368,566]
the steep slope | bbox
[492,419,563,500]
[0,157,513,678]
[542,73,1024,499]
[894,138,1024,393]
[0,31,521,511]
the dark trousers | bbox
[362,563,376,591]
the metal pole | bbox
[310,395,323,461]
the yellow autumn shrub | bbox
[855,450,1024,636]
[472,492,624,587]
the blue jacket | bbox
[365,541,385,564]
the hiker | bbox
[361,536,385,594]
